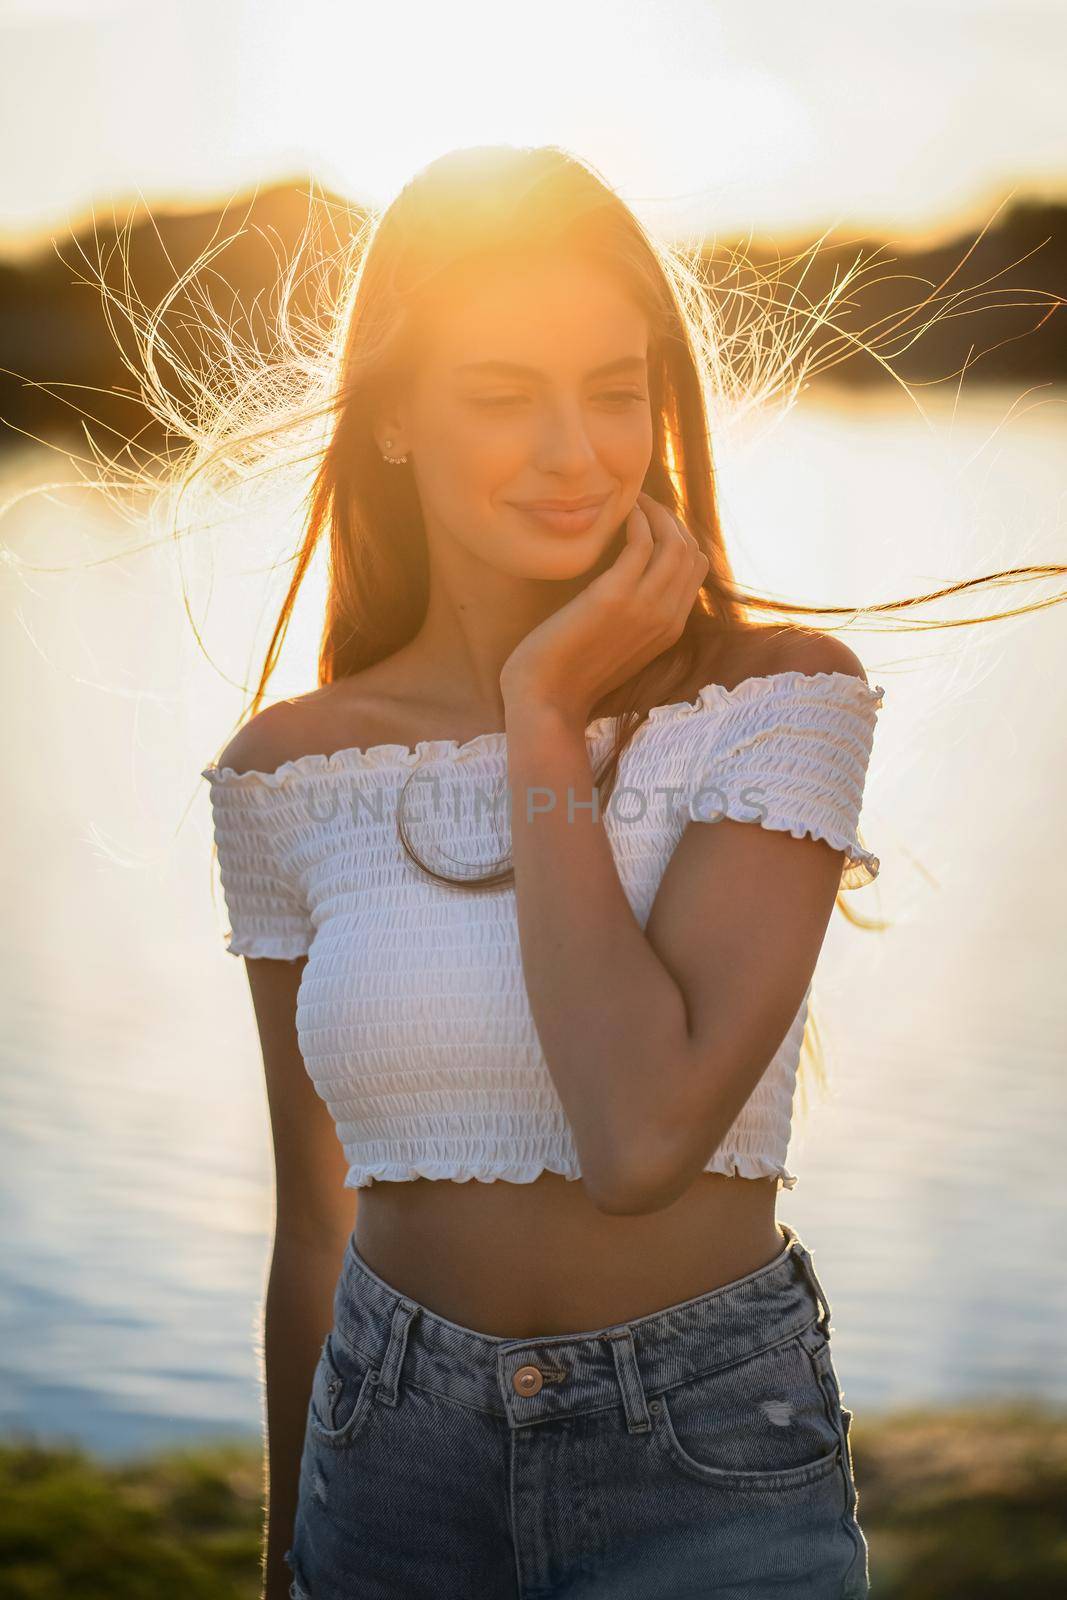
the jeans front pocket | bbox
[306,1327,379,1450]
[806,1334,860,1493]
[650,1321,844,1492]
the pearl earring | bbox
[381,438,409,464]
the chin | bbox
[518,527,618,580]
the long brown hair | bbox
[16,143,1067,1116]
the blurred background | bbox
[1,2,1065,1595]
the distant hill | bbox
[0,182,1062,459]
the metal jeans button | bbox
[512,1364,544,1396]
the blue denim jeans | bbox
[284,1219,870,1598]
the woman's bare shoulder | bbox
[760,625,869,684]
[212,699,312,778]
[213,673,390,777]
[715,623,868,688]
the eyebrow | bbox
[454,356,648,381]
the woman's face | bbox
[382,254,655,580]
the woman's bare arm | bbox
[211,707,357,1595]
[504,632,867,1217]
[245,953,356,1600]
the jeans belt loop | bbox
[792,1239,833,1338]
[375,1297,419,1408]
[604,1326,653,1435]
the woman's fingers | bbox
[636,492,688,589]
[606,497,655,586]
[598,493,708,642]
[632,495,709,647]
[637,494,706,620]
[669,525,710,610]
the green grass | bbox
[2,1401,1065,1597]
[0,1433,265,1600]
[851,1400,1067,1598]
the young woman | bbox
[201,147,886,1598]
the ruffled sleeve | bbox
[682,670,885,890]
[200,765,315,959]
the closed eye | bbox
[469,392,648,409]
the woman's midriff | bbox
[352,1170,786,1338]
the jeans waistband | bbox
[330,1220,834,1429]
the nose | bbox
[534,400,599,475]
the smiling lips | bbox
[512,493,610,532]
[520,495,609,511]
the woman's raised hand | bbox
[499,491,710,725]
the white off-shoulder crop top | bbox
[201,669,885,1193]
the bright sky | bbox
[2,0,1065,253]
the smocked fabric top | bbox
[201,669,885,1192]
